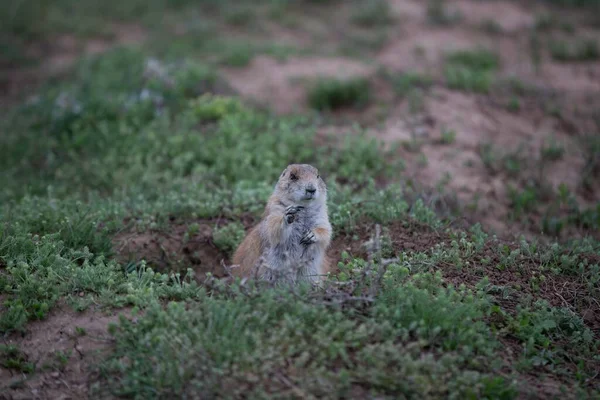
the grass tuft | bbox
[549,38,599,61]
[351,0,395,27]
[307,77,371,111]
[445,48,499,93]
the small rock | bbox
[50,371,60,378]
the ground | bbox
[1,0,599,399]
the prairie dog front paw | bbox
[285,205,304,224]
[300,230,316,245]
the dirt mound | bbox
[113,219,231,280]
[367,86,598,236]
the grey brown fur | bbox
[231,164,332,285]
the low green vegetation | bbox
[507,96,521,112]
[542,0,600,8]
[534,13,575,32]
[581,134,600,190]
[0,345,35,374]
[439,128,457,144]
[445,48,499,93]
[380,69,433,97]
[224,4,256,27]
[427,0,462,26]
[549,38,599,61]
[307,77,371,111]
[481,19,504,35]
[212,222,246,255]
[541,136,565,161]
[351,0,395,27]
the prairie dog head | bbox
[275,164,327,206]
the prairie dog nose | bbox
[306,185,316,194]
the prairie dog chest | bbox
[292,210,316,235]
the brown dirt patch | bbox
[1,306,131,400]
[330,219,445,266]
[454,0,535,33]
[112,219,238,280]
[221,55,374,114]
[540,62,600,92]
[377,27,478,75]
[388,0,427,22]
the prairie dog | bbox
[231,164,332,284]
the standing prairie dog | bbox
[231,164,332,284]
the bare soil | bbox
[1,306,131,400]
[112,219,230,280]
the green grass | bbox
[219,44,255,67]
[427,0,462,26]
[380,69,433,97]
[541,136,565,161]
[445,48,499,93]
[507,96,521,112]
[534,13,575,32]
[350,0,395,27]
[439,128,457,144]
[212,222,245,255]
[480,19,504,35]
[97,271,516,399]
[224,4,256,27]
[0,345,35,374]
[0,0,214,38]
[549,38,599,61]
[542,0,600,7]
[307,77,371,111]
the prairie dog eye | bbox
[290,173,298,181]
[317,174,320,179]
